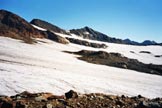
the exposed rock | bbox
[70,27,162,46]
[43,103,53,108]
[45,31,69,44]
[1,101,13,108]
[139,51,151,54]
[35,96,47,102]
[0,91,162,108]
[65,90,78,99]
[70,26,124,44]
[142,40,157,45]
[47,95,64,100]
[155,55,162,58]
[66,37,107,48]
[15,101,27,108]
[0,10,70,45]
[130,51,135,53]
[0,96,12,102]
[30,19,70,35]
[0,9,45,43]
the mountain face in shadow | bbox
[0,10,45,43]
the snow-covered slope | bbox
[55,32,162,65]
[0,37,162,98]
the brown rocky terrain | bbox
[0,10,46,43]
[0,10,69,44]
[65,50,162,76]
[0,90,162,108]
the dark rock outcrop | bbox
[44,31,69,44]
[65,90,78,99]
[30,19,70,35]
[66,50,162,76]
[139,51,151,54]
[0,10,45,43]
[155,55,162,58]
[66,37,107,48]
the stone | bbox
[35,96,47,102]
[65,90,78,99]
[43,103,53,108]
[15,101,27,108]
[1,101,13,108]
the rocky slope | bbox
[0,10,69,44]
[30,19,70,35]
[0,90,162,108]
[0,10,45,43]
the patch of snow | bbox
[83,31,90,35]
[31,24,47,31]
[0,37,162,98]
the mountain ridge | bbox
[70,26,125,44]
[0,9,161,45]
[70,26,161,45]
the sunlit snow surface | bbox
[0,37,162,98]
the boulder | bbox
[1,101,13,108]
[65,90,78,99]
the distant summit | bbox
[123,39,159,46]
[123,39,140,45]
[141,40,157,45]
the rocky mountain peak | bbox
[70,26,124,44]
[142,40,157,45]
[84,26,92,31]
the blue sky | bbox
[1,0,162,42]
